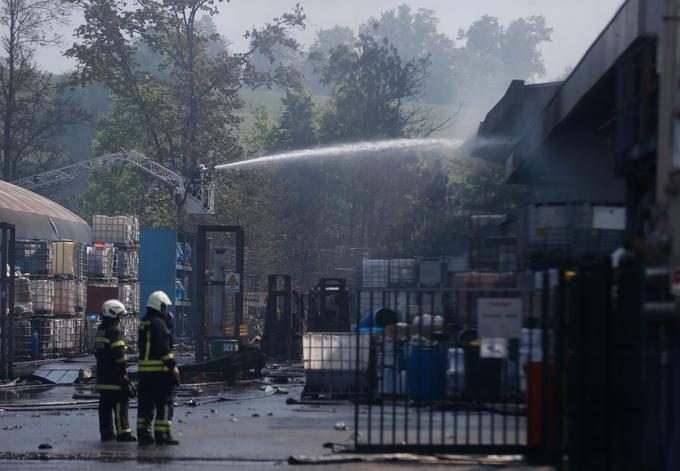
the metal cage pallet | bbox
[517,204,625,267]
[87,244,118,280]
[11,315,86,360]
[92,215,140,246]
[14,240,88,279]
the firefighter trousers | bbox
[137,378,174,437]
[98,390,131,437]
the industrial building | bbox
[474,1,677,469]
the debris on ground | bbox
[334,421,350,431]
[288,453,527,466]
[37,444,52,450]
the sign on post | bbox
[477,298,522,359]
[225,272,241,294]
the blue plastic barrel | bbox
[408,347,444,402]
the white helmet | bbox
[102,299,127,319]
[147,290,172,314]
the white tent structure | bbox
[0,180,90,243]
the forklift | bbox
[262,275,303,360]
[307,278,350,332]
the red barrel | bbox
[87,285,119,316]
[526,361,556,447]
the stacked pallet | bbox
[87,215,140,352]
[12,240,88,359]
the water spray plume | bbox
[214,138,464,171]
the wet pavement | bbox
[0,363,550,470]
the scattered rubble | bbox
[334,421,350,431]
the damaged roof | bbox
[474,80,561,165]
[0,180,91,243]
[505,0,663,182]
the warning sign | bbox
[225,272,240,294]
[477,298,522,339]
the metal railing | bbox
[351,272,564,462]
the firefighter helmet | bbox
[101,299,127,319]
[147,290,172,314]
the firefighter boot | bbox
[100,431,116,442]
[155,432,179,445]
[117,432,137,442]
[137,432,154,446]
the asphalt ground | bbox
[0,378,550,470]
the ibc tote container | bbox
[302,333,372,396]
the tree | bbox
[319,31,431,141]
[67,0,305,174]
[455,15,552,106]
[360,4,456,104]
[0,0,76,180]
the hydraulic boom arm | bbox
[12,151,215,214]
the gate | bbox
[194,225,244,362]
[352,270,565,462]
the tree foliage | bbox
[67,0,305,174]
[0,0,81,180]
[319,31,430,141]
[455,15,552,105]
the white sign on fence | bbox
[477,298,522,339]
[480,338,508,359]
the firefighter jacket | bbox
[95,321,128,392]
[138,311,176,375]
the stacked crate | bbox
[89,215,140,352]
[12,240,88,359]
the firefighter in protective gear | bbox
[95,299,136,442]
[137,291,180,445]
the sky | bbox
[38,0,625,80]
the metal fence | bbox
[0,223,16,379]
[351,271,565,461]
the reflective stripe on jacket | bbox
[95,321,127,389]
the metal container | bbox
[362,259,389,288]
[303,333,371,371]
[119,314,139,352]
[92,215,139,245]
[54,279,76,314]
[117,248,139,279]
[210,339,239,359]
[15,240,52,276]
[14,276,33,315]
[518,204,626,264]
[389,259,416,286]
[12,318,33,359]
[30,279,55,313]
[302,333,373,397]
[87,245,117,279]
[118,282,141,314]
